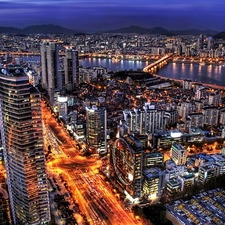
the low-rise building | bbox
[166,178,181,194]
[170,143,187,165]
[178,173,195,191]
[143,151,163,168]
[142,168,164,199]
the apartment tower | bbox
[64,48,79,91]
[40,41,60,105]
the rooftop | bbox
[0,64,26,77]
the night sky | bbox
[1,0,225,32]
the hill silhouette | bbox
[0,24,79,34]
[0,24,220,36]
[104,25,218,36]
[214,31,225,39]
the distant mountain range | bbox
[214,31,225,39]
[104,26,173,35]
[0,24,224,38]
[104,25,219,36]
[0,24,80,34]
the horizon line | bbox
[0,24,223,33]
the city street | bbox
[42,101,140,225]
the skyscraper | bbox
[112,135,143,200]
[40,41,60,105]
[86,105,107,154]
[207,36,214,50]
[0,65,50,225]
[64,48,79,91]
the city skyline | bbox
[0,0,225,32]
[1,23,225,224]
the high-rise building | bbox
[177,102,194,119]
[0,171,12,224]
[186,113,204,129]
[197,34,204,50]
[143,104,166,134]
[86,105,107,154]
[0,65,50,225]
[208,91,221,107]
[112,135,143,200]
[41,41,60,105]
[64,48,79,91]
[123,104,166,135]
[182,79,192,90]
[123,109,142,133]
[207,36,214,50]
[170,143,187,165]
[202,106,219,126]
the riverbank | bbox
[86,55,225,65]
[168,59,225,66]
[154,73,225,90]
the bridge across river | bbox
[143,53,173,73]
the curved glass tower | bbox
[0,65,50,225]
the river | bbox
[79,57,148,72]
[22,56,225,86]
[157,62,225,86]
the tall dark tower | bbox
[40,41,60,105]
[64,48,79,91]
[0,65,50,225]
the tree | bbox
[142,203,173,225]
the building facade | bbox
[0,65,50,225]
[112,136,143,200]
[86,105,107,154]
[170,143,187,165]
[142,168,164,199]
[202,106,219,126]
[123,104,166,135]
[186,113,204,130]
[64,48,79,91]
[41,41,60,105]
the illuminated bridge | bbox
[143,53,173,73]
